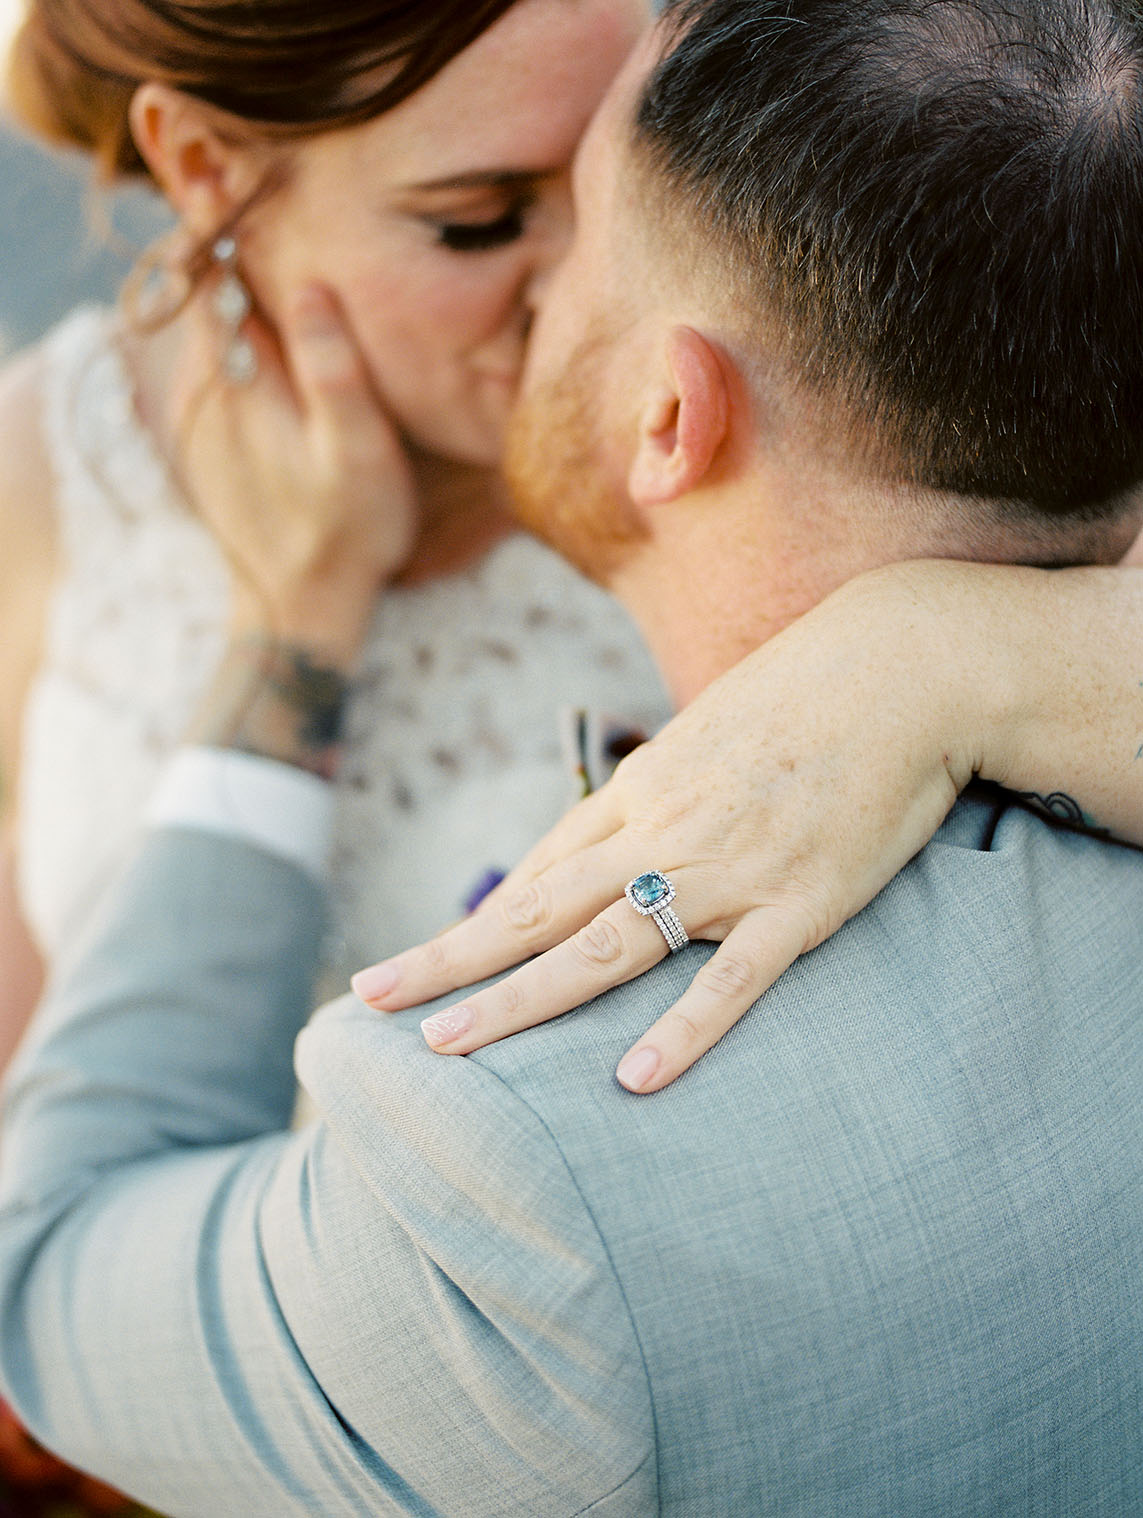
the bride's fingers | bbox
[283,285,389,458]
[614,905,817,1094]
[414,900,668,1057]
[352,835,633,1011]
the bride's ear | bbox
[129,83,269,234]
[627,325,731,508]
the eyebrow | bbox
[398,169,545,194]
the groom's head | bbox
[510,0,1143,694]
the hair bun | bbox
[6,6,147,180]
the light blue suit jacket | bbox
[0,791,1140,1515]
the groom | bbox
[2,1,1142,1514]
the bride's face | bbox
[244,0,650,468]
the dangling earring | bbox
[212,235,258,385]
[121,230,194,332]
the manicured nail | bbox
[616,1047,660,1092]
[351,962,400,1004]
[421,1005,475,1048]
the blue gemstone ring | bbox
[624,870,689,954]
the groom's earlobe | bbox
[627,326,731,509]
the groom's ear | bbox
[129,83,270,234]
[627,326,731,508]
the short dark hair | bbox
[636,0,1143,525]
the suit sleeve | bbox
[0,830,654,1518]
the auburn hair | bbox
[7,0,521,182]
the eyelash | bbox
[435,207,528,254]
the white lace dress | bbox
[19,306,668,992]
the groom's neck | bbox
[611,545,821,708]
[609,489,874,706]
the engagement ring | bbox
[625,870,689,954]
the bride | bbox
[0,0,666,1069]
[0,0,1140,1097]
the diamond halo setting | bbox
[624,870,689,954]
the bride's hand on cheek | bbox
[176,281,418,656]
[354,563,1007,1090]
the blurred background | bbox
[0,0,168,355]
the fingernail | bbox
[351,962,401,1005]
[421,1005,475,1048]
[616,1047,660,1092]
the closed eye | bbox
[435,207,528,254]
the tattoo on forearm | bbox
[1014,790,1111,839]
[191,637,351,780]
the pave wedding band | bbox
[625,870,689,954]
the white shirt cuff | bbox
[144,747,334,881]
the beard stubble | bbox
[504,327,649,586]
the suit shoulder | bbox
[299,995,624,1254]
[295,995,657,1510]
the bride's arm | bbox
[978,560,1143,840]
[0,349,58,1062]
[354,554,1143,1089]
[0,837,43,1070]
